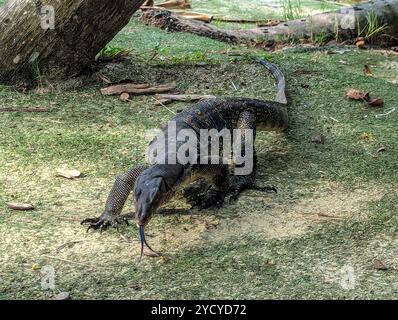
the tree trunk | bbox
[141,0,398,46]
[0,0,145,86]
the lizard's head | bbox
[134,175,167,226]
[134,164,184,260]
[134,164,184,226]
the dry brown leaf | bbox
[373,259,388,270]
[56,169,81,179]
[143,246,160,257]
[355,37,366,48]
[119,92,130,102]
[159,255,170,263]
[346,89,370,101]
[363,64,373,76]
[6,202,35,211]
[367,98,384,107]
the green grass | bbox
[190,0,342,21]
[95,45,129,62]
[1,1,398,300]
[358,10,388,42]
[282,0,304,21]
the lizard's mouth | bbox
[135,197,156,226]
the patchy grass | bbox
[1,1,398,300]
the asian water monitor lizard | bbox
[82,58,288,254]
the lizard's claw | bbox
[81,214,130,233]
[228,189,243,204]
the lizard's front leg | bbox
[81,165,148,232]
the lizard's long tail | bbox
[256,58,287,105]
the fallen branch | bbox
[154,93,216,105]
[100,83,176,96]
[212,17,281,25]
[141,9,240,43]
[141,1,398,45]
[141,6,212,22]
[0,107,50,112]
[141,0,191,10]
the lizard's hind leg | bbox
[81,165,148,232]
[228,111,277,202]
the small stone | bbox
[311,133,325,144]
[56,169,81,179]
[373,259,388,270]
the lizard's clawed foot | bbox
[81,213,130,233]
[182,180,210,202]
[188,189,225,210]
[228,187,244,203]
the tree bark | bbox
[0,0,145,86]
[141,0,398,46]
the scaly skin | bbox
[82,58,288,252]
